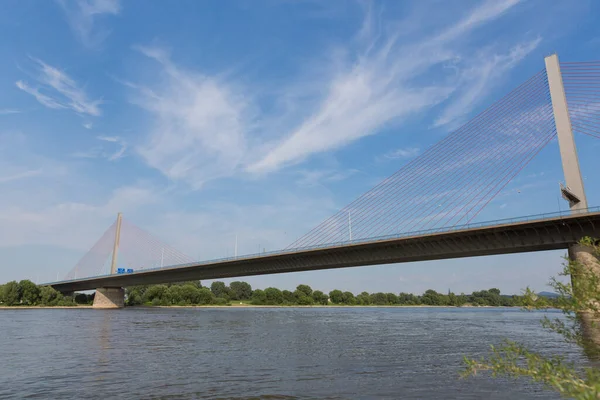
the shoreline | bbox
[0,305,93,309]
[0,304,545,310]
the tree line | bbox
[124,281,552,307]
[0,280,92,306]
[0,279,555,307]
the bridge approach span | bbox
[50,211,600,293]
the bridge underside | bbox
[50,212,600,293]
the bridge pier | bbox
[93,288,125,309]
[569,244,600,357]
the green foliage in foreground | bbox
[463,237,600,399]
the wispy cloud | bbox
[97,135,119,142]
[0,109,21,115]
[131,46,248,189]
[247,0,525,174]
[16,58,102,116]
[108,142,127,161]
[83,122,93,129]
[72,135,126,161]
[433,37,542,129]
[57,0,121,48]
[0,169,43,184]
[124,0,531,189]
[295,168,359,188]
[378,147,421,162]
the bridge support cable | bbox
[63,222,117,280]
[288,71,549,248]
[560,61,600,140]
[118,217,195,271]
[63,216,195,280]
[359,71,553,237]
[290,71,548,248]
[287,68,557,250]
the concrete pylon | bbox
[546,54,599,354]
[94,212,125,309]
[545,54,588,212]
[110,212,123,275]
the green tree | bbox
[74,293,89,304]
[1,281,21,306]
[329,289,343,304]
[126,285,147,306]
[144,285,168,302]
[19,280,40,305]
[40,286,61,306]
[166,285,184,304]
[312,290,328,305]
[197,288,214,305]
[282,290,295,304]
[356,291,371,305]
[386,293,399,305]
[214,297,229,305]
[464,237,600,399]
[398,292,419,305]
[264,287,283,305]
[210,281,228,299]
[370,292,388,305]
[229,281,252,300]
[342,291,356,305]
[296,284,313,297]
[251,289,267,305]
[448,292,457,306]
[421,289,444,305]
[294,289,313,305]
[180,284,201,304]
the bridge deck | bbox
[49,211,600,293]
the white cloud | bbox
[379,147,421,161]
[16,80,67,110]
[295,168,359,187]
[433,0,521,44]
[0,109,21,115]
[109,0,538,193]
[108,142,127,161]
[83,122,93,129]
[434,37,542,129]
[16,58,102,116]
[120,1,530,188]
[131,46,248,189]
[0,183,157,250]
[72,135,127,161]
[57,0,121,48]
[247,0,525,174]
[97,135,119,142]
[0,169,43,184]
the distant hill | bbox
[537,291,560,298]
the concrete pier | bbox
[93,288,125,309]
[569,244,600,357]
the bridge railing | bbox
[50,206,600,284]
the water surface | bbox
[0,307,584,399]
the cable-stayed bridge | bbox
[46,55,600,307]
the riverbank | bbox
[0,304,532,309]
[0,305,93,309]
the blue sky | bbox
[1,0,599,294]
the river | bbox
[0,307,585,399]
